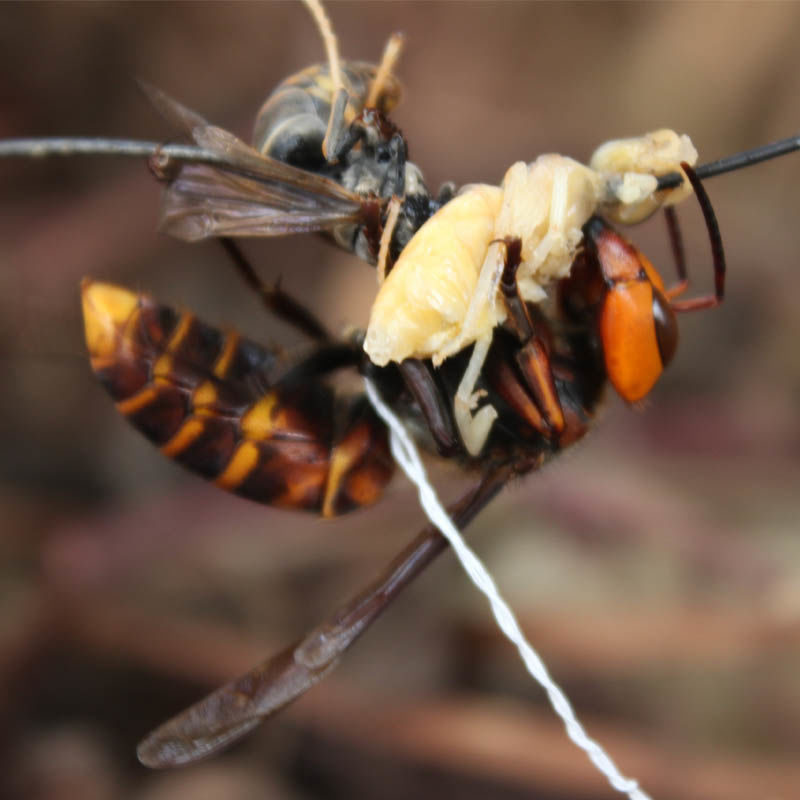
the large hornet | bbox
[1,0,797,770]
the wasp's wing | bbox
[136,530,437,767]
[135,467,510,768]
[136,544,402,768]
[158,164,363,241]
[141,81,211,137]
[136,534,420,768]
[136,638,336,767]
[143,84,365,242]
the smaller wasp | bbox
[149,0,446,286]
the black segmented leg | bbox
[668,162,726,312]
[399,358,459,456]
[497,237,565,436]
[219,237,331,342]
[498,236,534,341]
[322,87,351,163]
[378,133,407,197]
[664,205,688,298]
[277,343,363,386]
[514,338,565,435]
[485,355,548,436]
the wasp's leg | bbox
[300,0,393,167]
[667,163,726,312]
[379,133,407,197]
[514,338,565,436]
[277,342,362,386]
[137,461,513,768]
[322,88,351,163]
[499,237,565,436]
[498,238,532,341]
[453,337,497,457]
[445,237,523,457]
[377,196,402,284]
[330,31,405,163]
[663,206,689,299]
[485,355,548,437]
[399,358,459,456]
[218,238,330,342]
[447,238,520,457]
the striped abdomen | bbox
[81,280,394,516]
[252,61,400,167]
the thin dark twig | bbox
[219,238,332,342]
[2,134,798,191]
[0,138,227,166]
[656,134,800,191]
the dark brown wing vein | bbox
[143,84,365,241]
[136,466,510,767]
[158,163,361,241]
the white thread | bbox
[364,377,652,800]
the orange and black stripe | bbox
[81,280,394,516]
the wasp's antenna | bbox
[668,161,725,312]
[301,0,349,162]
[301,0,342,92]
[657,133,800,191]
[366,32,405,109]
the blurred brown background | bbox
[1,2,799,799]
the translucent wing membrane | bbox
[138,640,338,767]
[158,164,362,241]
[138,466,510,767]
[142,84,364,241]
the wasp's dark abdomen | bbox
[253,62,385,168]
[82,281,394,516]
